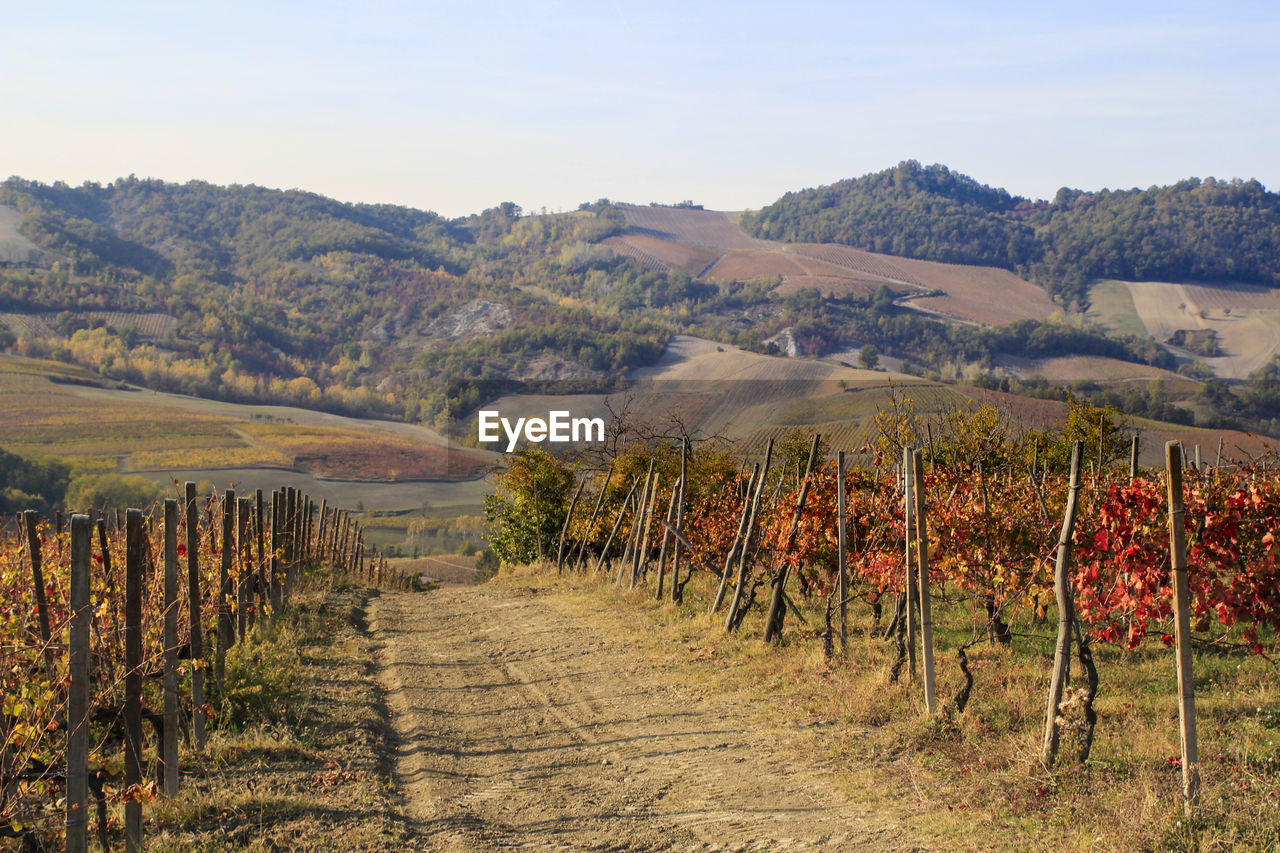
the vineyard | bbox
[0,484,392,851]
[486,401,1280,847]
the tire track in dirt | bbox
[369,585,923,851]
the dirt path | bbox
[369,585,922,852]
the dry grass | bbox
[143,584,413,851]
[241,422,484,481]
[0,360,242,457]
[604,234,722,277]
[130,445,295,471]
[702,249,807,282]
[496,567,1280,852]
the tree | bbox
[858,344,879,370]
[483,449,575,566]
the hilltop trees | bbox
[743,162,1280,307]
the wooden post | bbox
[22,510,57,684]
[237,497,251,640]
[913,449,936,714]
[597,476,640,574]
[1042,441,1083,766]
[711,464,757,615]
[726,439,774,632]
[217,491,235,691]
[903,447,916,679]
[620,461,653,587]
[66,515,92,853]
[836,451,848,657]
[185,483,205,751]
[1130,434,1140,482]
[256,489,267,614]
[573,465,613,572]
[1166,441,1201,813]
[655,478,680,601]
[636,473,662,590]
[764,434,821,642]
[556,480,586,573]
[317,499,328,563]
[162,500,180,796]
[284,488,297,603]
[124,509,144,852]
[270,491,282,613]
[670,437,689,603]
[1098,410,1106,479]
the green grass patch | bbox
[1087,280,1150,339]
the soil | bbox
[369,584,922,852]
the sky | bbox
[2,1,1277,218]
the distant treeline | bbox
[742,160,1280,307]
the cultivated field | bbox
[996,354,1197,389]
[701,248,807,282]
[0,355,496,511]
[602,234,722,277]
[889,255,1059,325]
[1104,279,1280,379]
[610,205,1059,327]
[0,311,179,340]
[614,204,773,249]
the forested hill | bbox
[741,161,1280,306]
[0,177,668,424]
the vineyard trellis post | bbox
[710,463,758,615]
[162,500,180,796]
[902,447,917,680]
[620,461,653,587]
[1042,440,1083,767]
[256,489,267,615]
[66,514,92,853]
[597,476,640,574]
[22,510,57,684]
[670,437,689,603]
[124,508,144,852]
[1129,434,1140,482]
[655,478,679,599]
[237,497,251,641]
[573,464,613,573]
[636,472,661,591]
[836,451,848,656]
[185,482,205,751]
[217,491,235,689]
[725,438,773,632]
[556,480,585,573]
[913,449,936,714]
[1166,441,1201,814]
[270,491,282,613]
[764,434,820,643]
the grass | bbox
[137,580,413,852]
[1089,280,1154,339]
[492,565,1280,852]
[130,446,295,471]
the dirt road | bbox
[369,585,922,852]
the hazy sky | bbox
[3,1,1277,217]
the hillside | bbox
[742,161,1280,309]
[3,171,1280,448]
